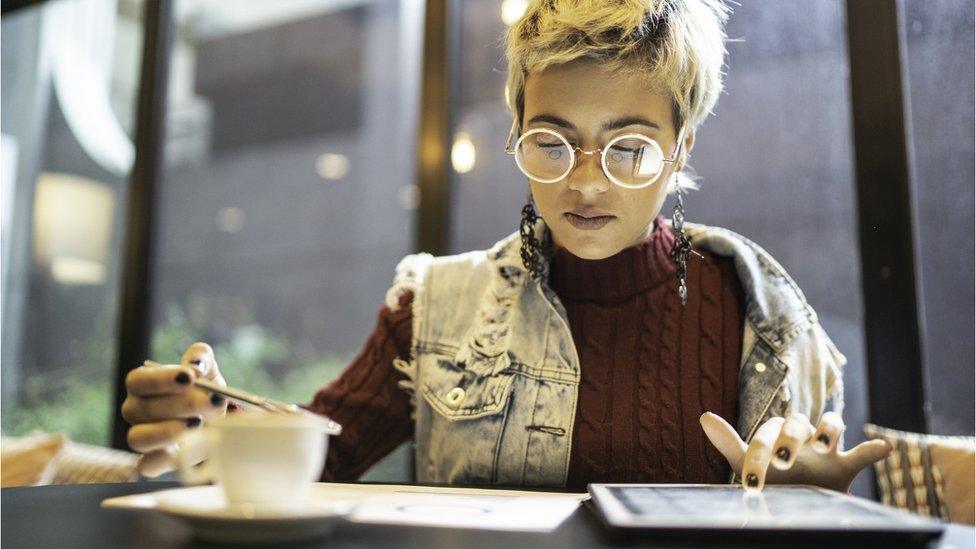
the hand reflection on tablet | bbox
[740,490,771,526]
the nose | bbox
[566,150,611,195]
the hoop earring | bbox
[670,176,692,306]
[519,191,550,281]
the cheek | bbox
[528,182,561,218]
[618,185,668,226]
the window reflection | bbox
[149,0,422,481]
[1,0,145,445]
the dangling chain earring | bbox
[670,176,693,306]
[519,191,550,281]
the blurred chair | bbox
[864,424,975,525]
[1,432,138,487]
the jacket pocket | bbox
[416,355,517,484]
[420,357,515,421]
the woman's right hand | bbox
[122,342,229,477]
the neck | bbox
[548,215,676,301]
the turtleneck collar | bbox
[548,215,677,301]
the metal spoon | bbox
[143,360,342,434]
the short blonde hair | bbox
[504,0,731,191]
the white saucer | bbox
[106,485,352,544]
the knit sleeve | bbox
[303,292,415,481]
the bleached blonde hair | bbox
[505,0,731,192]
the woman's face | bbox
[522,59,695,260]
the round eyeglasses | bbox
[505,123,685,189]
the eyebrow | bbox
[525,114,661,132]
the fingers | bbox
[181,342,219,380]
[137,446,177,478]
[841,439,893,471]
[122,389,224,425]
[741,416,785,491]
[127,418,202,453]
[771,413,816,470]
[126,342,224,478]
[125,364,197,397]
[812,411,845,454]
[700,412,747,473]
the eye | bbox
[610,137,648,154]
[610,144,641,154]
[533,134,564,147]
[607,146,640,165]
[536,139,563,148]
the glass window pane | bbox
[150,0,422,481]
[903,0,975,436]
[449,0,525,254]
[1,0,144,446]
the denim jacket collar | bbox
[483,219,816,354]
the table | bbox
[3,482,973,548]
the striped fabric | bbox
[864,423,974,523]
[1,433,138,486]
[49,440,139,485]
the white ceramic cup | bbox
[175,411,336,509]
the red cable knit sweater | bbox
[307,215,745,489]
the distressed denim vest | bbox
[386,221,846,487]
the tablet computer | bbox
[588,484,944,543]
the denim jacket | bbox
[385,220,846,487]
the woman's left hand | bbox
[700,411,892,492]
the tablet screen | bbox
[590,484,944,532]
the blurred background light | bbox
[32,172,115,285]
[315,152,350,180]
[216,206,245,233]
[500,0,528,26]
[451,132,476,174]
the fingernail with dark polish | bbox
[745,473,759,488]
[818,434,830,446]
[175,372,191,385]
[776,447,791,462]
[210,393,225,407]
[185,417,202,428]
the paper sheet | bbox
[102,482,588,533]
[344,486,586,532]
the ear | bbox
[678,129,696,171]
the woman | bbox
[122,0,890,492]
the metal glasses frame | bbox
[504,119,686,189]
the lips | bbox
[564,207,616,230]
[568,207,613,218]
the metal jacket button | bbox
[754,362,767,373]
[445,387,465,408]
